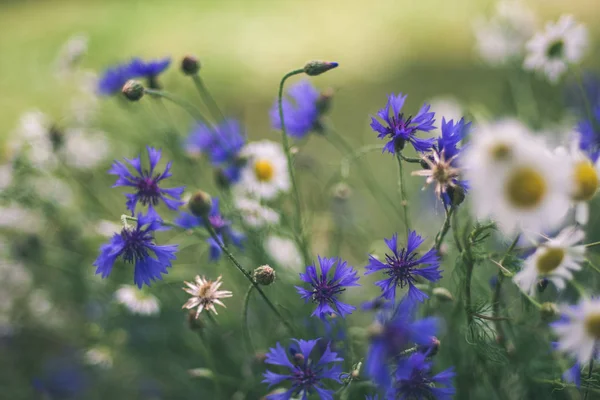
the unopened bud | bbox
[303,60,339,76]
[432,287,454,302]
[214,169,231,190]
[121,80,144,101]
[540,302,559,320]
[253,265,276,286]
[181,55,201,75]
[419,336,440,357]
[187,310,204,331]
[188,368,214,378]
[448,185,466,207]
[254,352,267,364]
[332,182,352,201]
[293,353,305,364]
[188,190,212,217]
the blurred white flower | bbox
[115,285,160,316]
[182,275,232,318]
[553,297,600,364]
[28,289,54,318]
[84,346,113,369]
[31,176,75,207]
[234,140,290,200]
[70,71,99,126]
[462,119,571,235]
[513,226,585,295]
[0,261,32,296]
[9,110,57,169]
[0,204,43,233]
[524,15,588,83]
[233,196,280,227]
[0,164,13,190]
[473,0,537,66]
[62,128,110,169]
[427,97,464,125]
[264,234,303,271]
[54,34,88,79]
[94,220,121,238]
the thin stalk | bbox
[195,332,223,398]
[492,234,521,345]
[399,154,422,163]
[277,68,311,267]
[191,74,226,123]
[584,360,594,400]
[205,225,294,333]
[396,153,411,237]
[451,207,463,253]
[242,285,255,354]
[585,258,600,274]
[143,88,209,124]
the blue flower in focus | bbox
[93,211,177,288]
[270,80,321,138]
[186,119,246,183]
[97,64,134,95]
[32,355,87,398]
[296,256,360,319]
[174,197,244,261]
[97,57,171,95]
[262,338,343,400]
[435,117,470,160]
[386,352,455,400]
[365,231,441,303]
[370,93,436,154]
[365,302,438,390]
[577,105,600,162]
[109,146,185,216]
[127,57,171,88]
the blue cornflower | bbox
[365,302,439,390]
[365,231,441,303]
[32,355,88,398]
[93,211,177,288]
[270,80,321,138]
[186,119,246,183]
[127,57,171,89]
[435,117,470,160]
[262,338,343,400]
[370,93,436,154]
[97,63,132,95]
[563,362,581,388]
[174,197,244,261]
[109,146,185,216]
[296,256,360,319]
[386,352,455,400]
[577,105,600,162]
[97,57,171,95]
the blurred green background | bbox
[2,0,600,399]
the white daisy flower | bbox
[524,15,588,83]
[62,128,110,169]
[473,0,537,66]
[84,346,113,369]
[9,111,57,169]
[264,234,303,271]
[0,204,43,233]
[182,275,233,318]
[235,140,290,200]
[427,97,464,126]
[555,143,600,225]
[54,34,88,78]
[462,120,571,235]
[513,226,585,295]
[553,297,600,364]
[115,285,160,316]
[233,196,280,227]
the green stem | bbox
[451,208,463,253]
[492,234,521,345]
[205,225,294,333]
[434,207,455,253]
[584,240,600,248]
[143,88,209,123]
[191,74,226,123]
[399,154,422,163]
[585,258,600,274]
[534,378,600,395]
[396,153,411,238]
[195,332,223,398]
[584,360,594,400]
[242,285,255,354]
[278,68,311,267]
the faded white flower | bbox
[84,346,113,369]
[115,285,160,316]
[233,196,280,227]
[182,275,232,318]
[62,128,110,169]
[264,234,303,271]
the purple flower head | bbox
[97,63,134,95]
[365,301,439,390]
[365,231,441,304]
[386,352,455,400]
[577,105,600,162]
[109,146,185,216]
[127,57,171,89]
[262,338,343,400]
[296,256,360,320]
[271,80,321,138]
[93,211,177,288]
[370,93,436,154]
[186,119,246,184]
[174,197,244,262]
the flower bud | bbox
[187,309,204,331]
[253,265,276,286]
[303,60,339,76]
[188,368,214,378]
[419,336,440,357]
[214,168,231,190]
[181,55,201,76]
[332,182,352,201]
[188,190,212,217]
[540,302,559,321]
[448,185,466,206]
[122,80,144,101]
[432,287,454,302]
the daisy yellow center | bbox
[504,166,547,209]
[535,247,565,274]
[254,159,274,182]
[572,160,598,201]
[584,312,600,339]
[489,142,512,161]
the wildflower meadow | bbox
[2,1,600,399]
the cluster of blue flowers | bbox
[98,57,171,95]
